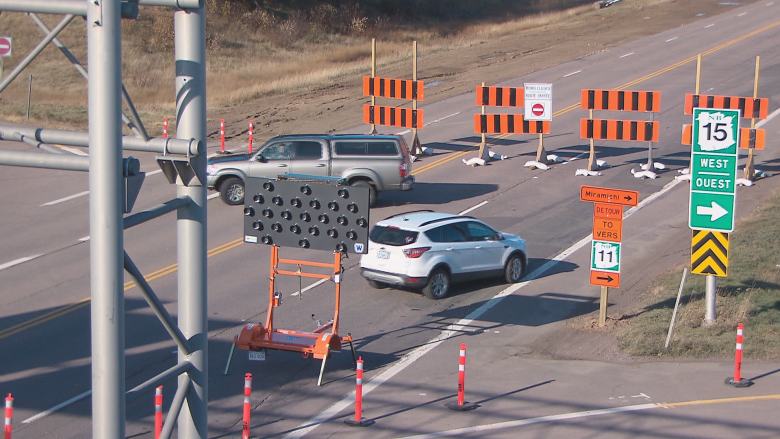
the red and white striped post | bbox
[220,119,226,154]
[446,343,477,411]
[4,393,12,439]
[243,373,252,439]
[154,386,163,439]
[725,323,753,387]
[162,117,168,139]
[248,120,254,154]
[344,357,374,427]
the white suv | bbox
[359,211,528,299]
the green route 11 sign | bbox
[688,108,740,232]
[591,240,621,273]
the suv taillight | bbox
[403,247,430,258]
[399,162,409,178]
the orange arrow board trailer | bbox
[580,185,639,206]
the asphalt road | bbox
[1,1,780,438]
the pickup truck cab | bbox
[206,134,414,206]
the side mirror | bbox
[256,154,266,163]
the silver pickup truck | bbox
[206,133,414,206]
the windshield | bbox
[369,226,418,246]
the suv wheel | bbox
[220,177,245,205]
[504,254,525,283]
[422,268,449,300]
[350,180,377,207]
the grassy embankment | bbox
[617,188,780,360]
[0,0,590,134]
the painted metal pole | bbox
[26,74,31,119]
[220,119,225,153]
[163,118,168,139]
[446,343,477,411]
[370,38,376,135]
[248,119,253,154]
[154,386,163,439]
[344,357,374,427]
[704,274,716,325]
[87,0,126,436]
[726,323,753,387]
[242,373,251,439]
[174,2,209,437]
[4,393,12,439]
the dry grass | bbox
[617,189,780,360]
[0,0,595,131]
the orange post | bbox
[154,386,163,439]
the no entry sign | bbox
[524,83,552,121]
[0,37,11,57]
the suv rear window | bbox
[369,226,418,246]
[335,141,399,156]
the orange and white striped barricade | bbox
[580,89,661,177]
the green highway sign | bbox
[591,240,621,273]
[689,108,739,232]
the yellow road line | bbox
[4,20,780,340]
[410,19,780,175]
[0,238,246,341]
[661,394,780,408]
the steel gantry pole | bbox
[174,3,209,438]
[87,0,125,437]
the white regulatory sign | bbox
[524,83,552,121]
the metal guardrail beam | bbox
[0,0,139,18]
[0,125,202,155]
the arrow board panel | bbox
[691,230,729,276]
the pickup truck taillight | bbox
[403,247,430,258]
[399,162,409,178]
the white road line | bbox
[568,151,589,162]
[22,390,91,424]
[738,12,747,16]
[619,52,634,58]
[289,278,327,297]
[284,178,685,438]
[705,24,715,28]
[41,190,89,206]
[756,107,780,127]
[767,2,775,6]
[666,37,678,42]
[563,70,581,78]
[0,255,42,271]
[396,403,660,439]
[458,201,488,215]
[58,146,88,156]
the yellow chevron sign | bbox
[691,230,729,276]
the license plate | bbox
[377,250,390,259]
[248,350,265,361]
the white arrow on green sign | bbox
[688,108,739,232]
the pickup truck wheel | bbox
[350,180,377,207]
[220,177,245,205]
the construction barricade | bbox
[363,39,425,155]
[579,89,661,177]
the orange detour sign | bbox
[580,185,639,206]
[593,203,623,219]
[590,271,620,288]
[593,216,622,242]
